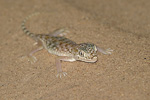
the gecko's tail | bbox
[21,12,40,38]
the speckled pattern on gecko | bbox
[21,13,113,78]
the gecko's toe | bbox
[33,42,38,46]
[105,48,113,54]
[28,56,37,64]
[56,72,67,78]
[59,28,70,36]
[52,28,70,36]
[20,55,37,64]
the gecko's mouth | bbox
[83,56,97,63]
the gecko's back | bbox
[36,34,78,57]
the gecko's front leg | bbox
[55,56,76,78]
[97,47,113,55]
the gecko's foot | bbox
[52,28,70,36]
[56,72,67,78]
[104,48,113,54]
[33,42,38,46]
[27,55,37,64]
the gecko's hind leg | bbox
[51,28,70,36]
[55,56,76,78]
[28,46,44,64]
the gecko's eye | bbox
[79,51,84,57]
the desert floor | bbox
[0,0,149,100]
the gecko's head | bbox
[75,43,98,63]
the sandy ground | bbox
[0,0,150,100]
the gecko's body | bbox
[21,13,112,77]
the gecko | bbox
[21,13,113,78]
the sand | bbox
[0,0,149,100]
